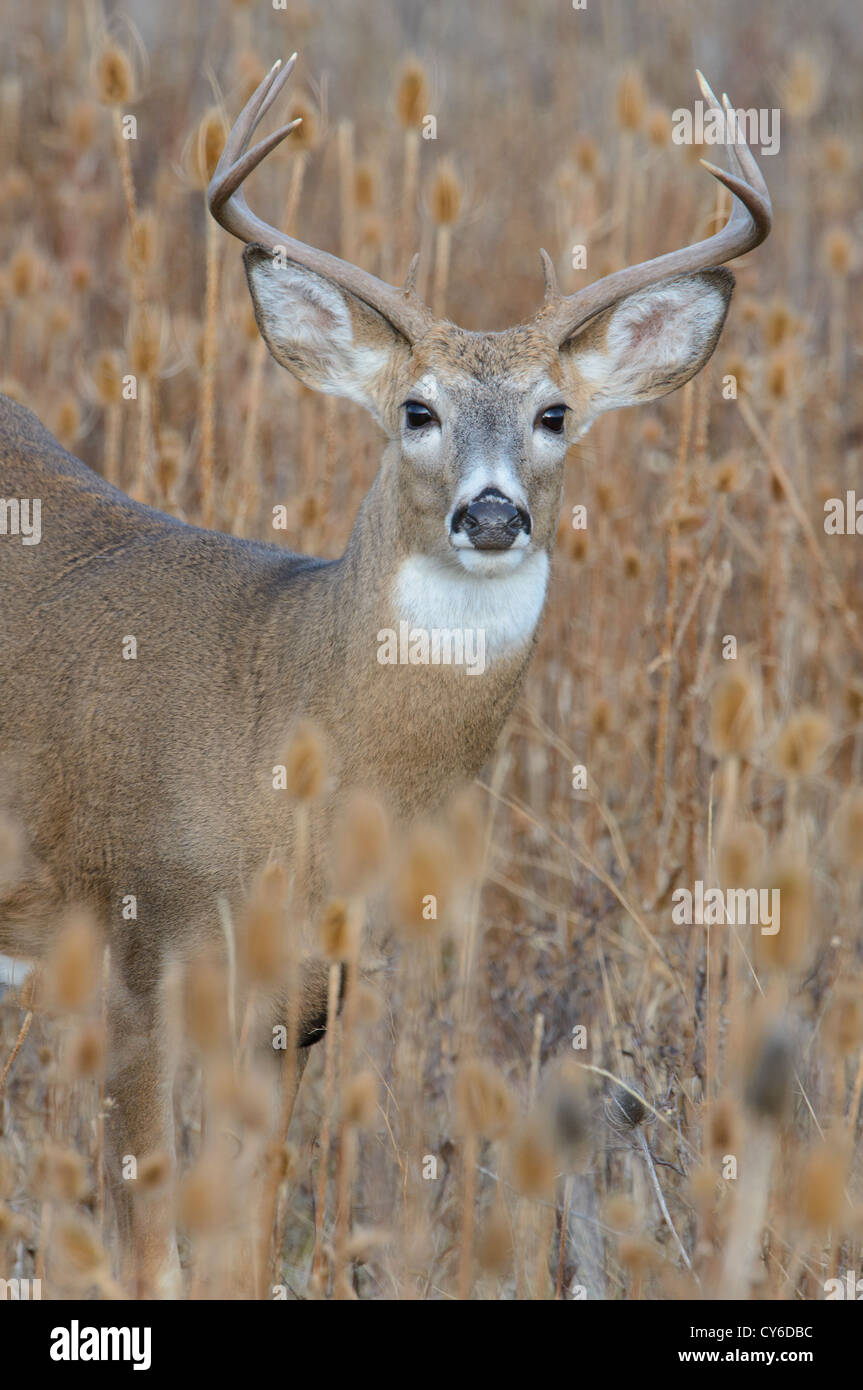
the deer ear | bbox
[560,269,733,427]
[243,245,409,421]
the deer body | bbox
[0,385,543,906]
[0,59,770,1292]
[0,387,543,1291]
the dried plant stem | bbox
[235,338,267,536]
[96,946,110,1235]
[104,402,122,487]
[654,379,694,827]
[283,153,307,232]
[256,1046,306,1297]
[257,819,309,1293]
[338,120,355,262]
[199,213,219,528]
[332,1125,357,1299]
[312,961,342,1290]
[614,131,634,263]
[332,921,363,1298]
[457,1133,477,1299]
[636,1127,698,1283]
[0,1007,32,1102]
[316,396,338,545]
[720,1122,776,1298]
[432,223,452,318]
[112,108,138,239]
[555,1174,573,1298]
[401,128,420,262]
[133,376,151,500]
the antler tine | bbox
[211,58,291,192]
[211,118,302,212]
[696,70,743,184]
[539,248,560,303]
[257,53,297,125]
[208,55,433,342]
[723,93,769,201]
[699,71,768,208]
[535,71,772,344]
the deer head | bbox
[209,59,771,593]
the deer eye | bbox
[538,404,567,434]
[404,400,438,429]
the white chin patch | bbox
[393,549,549,661]
[454,548,527,576]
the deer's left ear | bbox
[560,268,733,427]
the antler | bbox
[535,71,772,344]
[208,56,433,342]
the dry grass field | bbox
[1,0,862,1302]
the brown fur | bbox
[0,254,734,1288]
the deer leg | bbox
[104,968,180,1298]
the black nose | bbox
[451,487,531,551]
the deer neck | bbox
[308,457,550,815]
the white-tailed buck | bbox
[0,59,770,1291]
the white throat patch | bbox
[393,550,549,662]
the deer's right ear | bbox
[243,246,410,422]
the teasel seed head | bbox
[774,708,831,778]
[605,1082,647,1132]
[281,719,328,801]
[286,96,318,153]
[622,546,641,580]
[179,1152,231,1232]
[319,897,361,961]
[184,951,227,1052]
[392,822,452,939]
[455,1059,515,1140]
[781,50,824,121]
[65,1021,105,1079]
[798,1146,846,1231]
[510,1116,556,1198]
[45,910,100,1013]
[826,988,863,1055]
[92,43,135,107]
[342,1069,378,1129]
[647,107,671,146]
[574,136,599,176]
[831,789,863,874]
[430,158,462,225]
[476,1201,512,1275]
[822,227,855,278]
[55,1214,106,1279]
[91,347,124,406]
[718,820,766,887]
[713,451,742,494]
[128,304,163,378]
[33,1145,89,1203]
[757,852,812,972]
[156,430,185,501]
[544,1059,590,1169]
[9,248,40,299]
[241,876,287,983]
[353,163,377,210]
[335,789,389,893]
[744,1019,794,1120]
[396,58,429,130]
[615,65,646,133]
[190,107,227,189]
[124,209,159,276]
[709,667,760,758]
